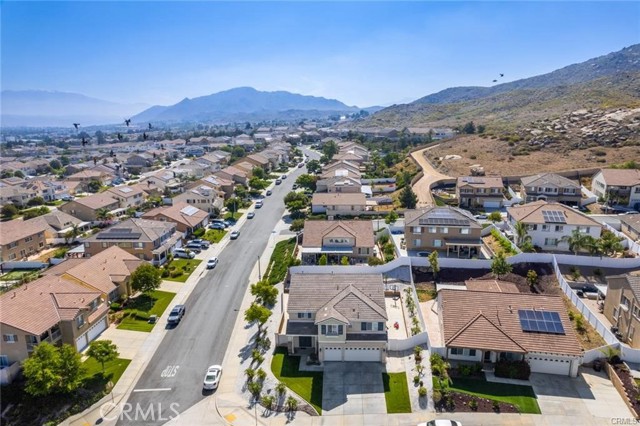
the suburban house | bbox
[190,175,235,199]
[142,169,184,194]
[456,176,504,209]
[520,173,581,205]
[338,142,370,161]
[125,153,155,174]
[59,192,121,222]
[332,152,366,167]
[311,193,368,217]
[507,201,602,252]
[83,218,181,265]
[66,169,112,190]
[43,246,144,302]
[142,202,209,235]
[0,219,48,262]
[29,210,90,244]
[215,166,249,185]
[245,153,271,171]
[604,274,640,348]
[232,161,256,177]
[0,274,109,381]
[0,183,39,207]
[300,220,375,265]
[438,289,583,376]
[104,185,146,209]
[591,169,640,209]
[316,176,362,194]
[173,184,225,216]
[321,161,361,179]
[195,154,224,173]
[277,273,388,363]
[621,214,640,241]
[404,206,483,257]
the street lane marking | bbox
[161,364,180,378]
[133,388,172,392]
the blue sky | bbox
[2,1,639,107]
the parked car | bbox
[297,162,304,168]
[292,184,299,190]
[255,200,263,208]
[209,222,225,230]
[210,219,229,228]
[266,190,272,196]
[418,421,462,426]
[189,239,210,249]
[206,257,219,269]
[230,230,240,239]
[474,214,488,220]
[247,212,255,219]
[185,242,202,253]
[167,305,186,324]
[203,365,222,390]
[281,174,287,180]
[174,248,195,259]
[275,179,282,185]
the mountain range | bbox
[352,44,640,129]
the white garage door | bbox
[527,356,571,376]
[324,347,342,362]
[87,317,108,341]
[344,347,381,362]
[484,201,502,208]
[75,333,88,352]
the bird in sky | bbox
[492,79,498,83]
[148,123,153,130]
[500,73,504,77]
[81,137,88,146]
[143,132,148,141]
[117,133,123,141]
[73,123,80,130]
[124,118,132,127]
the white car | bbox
[203,365,222,390]
[418,421,462,426]
[206,257,218,269]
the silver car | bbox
[203,365,222,390]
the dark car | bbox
[417,251,431,257]
[167,305,186,324]
[266,190,272,196]
[275,179,282,185]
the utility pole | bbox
[257,255,262,280]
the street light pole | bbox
[257,255,262,281]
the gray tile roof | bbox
[521,173,580,188]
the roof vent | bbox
[11,292,16,298]
[508,305,513,313]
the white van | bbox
[255,200,263,208]
[174,248,195,259]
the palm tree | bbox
[70,223,80,240]
[96,208,113,223]
[513,221,529,246]
[562,229,592,255]
[598,231,624,256]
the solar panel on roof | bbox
[518,309,565,335]
[97,232,142,240]
[542,210,566,224]
[119,187,133,193]
[180,206,199,216]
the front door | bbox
[483,351,492,362]
[299,336,312,348]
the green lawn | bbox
[0,270,39,281]
[224,211,243,221]
[83,357,131,385]
[382,372,412,413]
[117,290,176,332]
[164,258,202,283]
[204,229,227,243]
[437,377,541,414]
[271,347,323,414]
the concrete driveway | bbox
[322,362,387,416]
[530,369,632,420]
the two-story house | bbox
[173,184,225,215]
[83,218,181,265]
[315,176,362,194]
[604,274,640,348]
[520,173,581,205]
[300,220,374,264]
[507,201,602,252]
[125,153,155,174]
[592,169,640,209]
[277,273,388,363]
[311,193,368,217]
[0,275,109,382]
[105,185,146,209]
[621,214,640,241]
[245,153,271,172]
[0,219,48,262]
[189,175,235,199]
[142,169,184,194]
[404,206,483,257]
[142,202,209,236]
[29,210,90,245]
[456,176,504,209]
[215,166,249,186]
[321,161,361,179]
[59,192,121,222]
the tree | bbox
[477,124,486,134]
[130,263,162,293]
[295,174,318,191]
[318,254,327,265]
[321,140,338,160]
[95,130,106,144]
[488,211,502,222]
[1,204,18,219]
[57,344,84,393]
[23,206,49,219]
[284,192,309,216]
[290,218,305,232]
[513,221,528,246]
[249,176,268,191]
[96,208,113,222]
[597,230,624,257]
[60,155,71,166]
[491,250,512,279]
[252,167,265,180]
[428,251,440,282]
[340,256,349,265]
[462,121,476,134]
[23,342,62,396]
[526,270,538,290]
[225,197,241,214]
[49,159,62,170]
[13,170,25,179]
[562,229,592,255]
[399,185,418,209]
[385,210,398,224]
[250,280,278,306]
[27,196,45,207]
[244,302,272,334]
[87,180,102,193]
[87,340,119,374]
[306,159,321,174]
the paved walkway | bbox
[410,145,451,207]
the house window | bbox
[434,240,442,248]
[460,228,470,235]
[541,225,550,232]
[613,307,619,321]
[378,322,385,331]
[555,225,564,232]
[633,305,640,320]
[468,349,477,357]
[297,312,312,319]
[3,334,17,343]
[621,295,631,309]
[441,227,449,234]
[24,236,33,243]
[321,324,343,336]
[102,242,108,248]
[413,239,421,247]
[8,254,16,260]
[0,355,9,367]
[450,348,463,355]
[544,238,558,246]
[412,226,422,234]
[428,227,437,233]
[76,315,85,328]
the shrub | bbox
[470,155,477,160]
[245,367,255,382]
[256,368,267,381]
[170,270,182,278]
[418,386,427,397]
[275,381,287,396]
[493,400,501,411]
[109,302,122,311]
[367,256,384,266]
[252,349,264,364]
[458,364,473,376]
[413,375,420,385]
[161,269,170,278]
[286,396,298,411]
[414,345,423,361]
[248,381,263,397]
[193,228,205,237]
[494,359,531,380]
[469,398,478,411]
[261,395,275,410]
[570,266,581,281]
[432,389,442,403]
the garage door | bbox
[344,347,381,362]
[324,347,342,361]
[75,333,88,352]
[87,317,108,341]
[527,355,571,376]
[484,201,502,208]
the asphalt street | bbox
[118,148,318,425]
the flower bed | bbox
[434,391,518,413]
[607,362,640,417]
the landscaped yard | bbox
[83,356,131,385]
[382,372,412,413]
[116,290,176,332]
[0,269,39,281]
[264,237,297,284]
[440,377,541,414]
[271,347,323,414]
[164,258,202,283]
[224,211,243,221]
[204,229,227,243]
